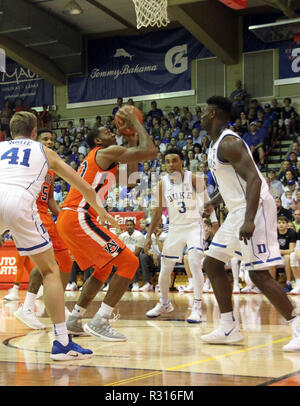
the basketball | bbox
[114,106,144,136]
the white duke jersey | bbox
[162,170,202,225]
[207,129,270,212]
[0,138,48,201]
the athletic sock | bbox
[220,311,236,328]
[54,322,69,346]
[23,292,37,312]
[71,304,86,318]
[97,302,113,319]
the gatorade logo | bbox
[291,48,300,73]
[165,44,188,75]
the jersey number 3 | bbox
[0,147,31,167]
[178,201,186,214]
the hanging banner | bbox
[0,57,53,108]
[278,41,300,81]
[67,28,212,106]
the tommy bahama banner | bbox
[67,28,212,104]
[0,57,53,108]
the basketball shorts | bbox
[39,212,69,252]
[0,187,52,256]
[57,209,126,271]
[162,222,204,263]
[206,197,283,270]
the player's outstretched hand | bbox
[239,220,255,245]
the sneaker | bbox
[51,335,93,361]
[146,300,174,318]
[233,284,240,294]
[4,288,19,301]
[282,337,300,352]
[182,284,194,293]
[285,282,293,293]
[203,282,211,293]
[201,324,244,344]
[241,286,252,293]
[131,283,140,292]
[83,315,126,341]
[36,285,43,299]
[251,286,261,294]
[14,306,46,330]
[187,303,202,323]
[102,284,109,292]
[66,315,89,337]
[283,317,300,351]
[66,282,78,292]
[289,286,300,295]
[140,282,154,292]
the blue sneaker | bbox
[284,282,292,293]
[51,334,93,361]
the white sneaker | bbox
[233,284,240,294]
[14,306,46,330]
[283,317,300,351]
[36,285,44,299]
[65,282,78,291]
[289,286,300,295]
[4,287,19,301]
[182,284,194,293]
[241,286,253,293]
[131,283,140,292]
[201,324,244,344]
[282,337,300,352]
[146,300,174,318]
[140,282,154,292]
[187,303,202,323]
[203,282,211,293]
[251,286,261,293]
[102,284,109,292]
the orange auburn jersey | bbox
[36,170,55,214]
[61,147,118,218]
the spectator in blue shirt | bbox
[264,103,278,124]
[192,127,203,144]
[176,131,187,149]
[230,80,248,119]
[243,121,265,165]
[147,100,164,119]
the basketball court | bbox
[0,289,299,387]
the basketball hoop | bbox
[132,0,170,29]
[285,34,300,61]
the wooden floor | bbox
[0,289,300,387]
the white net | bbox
[132,0,170,29]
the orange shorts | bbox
[40,212,69,252]
[15,252,34,282]
[57,209,126,271]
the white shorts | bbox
[0,186,52,256]
[206,197,283,270]
[162,222,204,262]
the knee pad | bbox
[290,252,299,268]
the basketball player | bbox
[200,96,300,352]
[58,105,157,341]
[0,111,119,360]
[145,148,206,323]
[11,129,74,330]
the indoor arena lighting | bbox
[63,0,83,15]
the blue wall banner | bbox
[67,28,212,106]
[0,57,53,108]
